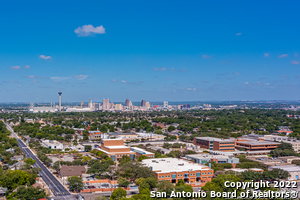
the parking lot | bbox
[48,154,76,163]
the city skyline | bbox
[0,1,300,102]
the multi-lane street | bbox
[6,124,72,198]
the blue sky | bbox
[1,0,300,102]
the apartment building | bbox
[142,158,213,186]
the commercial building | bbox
[136,132,166,141]
[130,147,155,159]
[141,100,146,107]
[268,165,300,180]
[125,99,130,107]
[194,136,281,154]
[59,165,86,178]
[185,154,239,167]
[102,99,110,111]
[41,140,63,150]
[109,133,139,142]
[193,137,235,152]
[142,158,214,186]
[28,106,57,113]
[235,138,280,152]
[89,130,102,140]
[97,139,136,161]
[260,135,300,153]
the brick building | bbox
[142,158,213,186]
[193,137,235,152]
[235,138,280,151]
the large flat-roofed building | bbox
[185,154,239,167]
[97,139,136,161]
[235,138,280,152]
[193,137,235,152]
[142,158,213,186]
[261,135,300,153]
[136,132,166,141]
[109,133,139,142]
[130,147,155,159]
[268,165,300,180]
[41,140,63,150]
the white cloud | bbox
[265,83,270,85]
[110,79,117,82]
[74,75,88,80]
[10,66,21,70]
[202,55,211,58]
[25,65,30,69]
[121,80,143,85]
[264,53,269,57]
[245,82,249,85]
[154,67,166,71]
[50,77,69,81]
[278,54,288,58]
[74,25,106,37]
[39,55,51,60]
[186,88,196,91]
[291,60,300,65]
[27,75,35,78]
[236,33,242,36]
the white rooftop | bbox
[130,147,154,155]
[224,168,248,173]
[142,158,211,174]
[106,145,129,149]
[269,165,300,172]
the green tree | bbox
[119,155,131,165]
[68,176,84,192]
[137,155,149,162]
[168,126,176,132]
[110,187,127,200]
[73,140,78,146]
[84,145,92,152]
[95,195,107,200]
[25,158,36,165]
[157,180,174,196]
[7,186,48,200]
[117,177,130,187]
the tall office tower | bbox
[141,100,146,107]
[125,98,130,106]
[89,98,92,108]
[163,101,168,108]
[58,91,62,111]
[81,100,83,108]
[92,102,95,110]
[129,101,132,107]
[103,98,110,110]
[146,102,150,108]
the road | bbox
[6,124,72,199]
